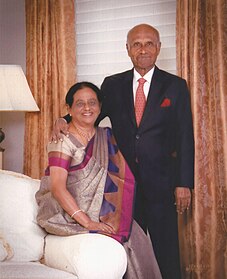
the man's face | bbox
[126,25,161,75]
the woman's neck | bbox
[70,121,96,144]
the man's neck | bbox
[134,66,155,77]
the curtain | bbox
[176,1,227,278]
[24,0,76,179]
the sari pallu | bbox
[36,127,135,243]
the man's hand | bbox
[51,118,69,143]
[174,187,191,214]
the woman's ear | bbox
[66,104,71,116]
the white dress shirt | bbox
[133,67,155,102]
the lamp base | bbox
[0,128,5,144]
[0,148,4,169]
[0,128,5,169]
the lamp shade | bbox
[0,65,39,111]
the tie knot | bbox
[138,78,146,85]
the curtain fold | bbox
[176,1,227,278]
[24,0,76,179]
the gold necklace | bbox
[72,122,95,142]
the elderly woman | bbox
[36,82,161,279]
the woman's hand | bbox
[84,220,116,234]
[71,210,116,234]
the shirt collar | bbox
[133,67,155,84]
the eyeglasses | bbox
[74,99,98,109]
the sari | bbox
[36,127,162,279]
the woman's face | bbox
[68,87,101,127]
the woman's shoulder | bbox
[47,134,83,154]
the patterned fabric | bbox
[24,0,77,179]
[36,127,135,243]
[176,1,227,278]
[135,78,146,126]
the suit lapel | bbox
[122,70,137,127]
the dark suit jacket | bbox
[97,66,194,203]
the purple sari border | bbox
[104,128,135,242]
[118,162,135,240]
[70,138,94,171]
[48,157,70,170]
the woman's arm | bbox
[50,166,115,233]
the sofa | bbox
[0,170,127,279]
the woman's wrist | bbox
[70,209,82,218]
[72,210,91,228]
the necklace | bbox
[72,122,95,143]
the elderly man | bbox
[54,24,194,279]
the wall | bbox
[0,0,26,173]
[0,0,176,172]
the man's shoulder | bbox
[104,69,132,82]
[155,67,186,83]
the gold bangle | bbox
[71,209,82,218]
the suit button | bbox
[135,134,140,139]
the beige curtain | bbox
[176,1,227,278]
[24,0,76,179]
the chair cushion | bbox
[0,231,13,261]
[0,262,77,279]
[0,170,46,262]
[44,233,127,279]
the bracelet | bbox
[71,209,82,218]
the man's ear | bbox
[157,42,161,55]
[126,43,130,56]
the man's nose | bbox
[140,46,146,53]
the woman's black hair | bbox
[65,81,102,108]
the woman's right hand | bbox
[85,220,116,234]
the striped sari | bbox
[36,127,135,243]
[36,127,162,278]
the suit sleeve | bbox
[176,79,194,189]
[95,77,110,126]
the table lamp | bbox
[0,65,40,169]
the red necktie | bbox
[135,78,146,126]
